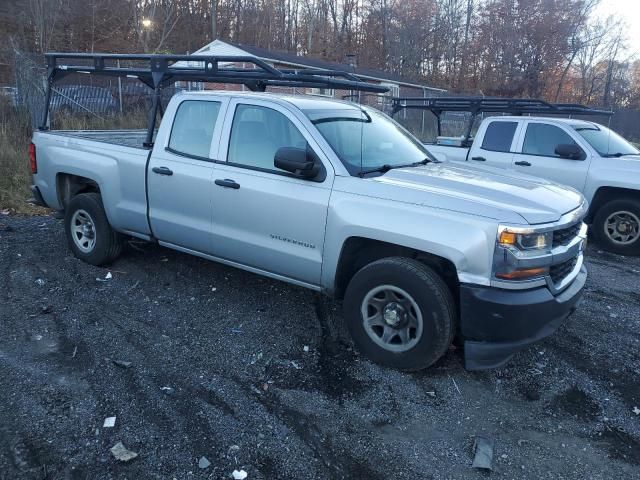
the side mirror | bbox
[555,144,584,160]
[274,147,319,178]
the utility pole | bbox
[211,0,217,41]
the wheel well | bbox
[56,173,100,209]
[587,187,640,223]
[333,237,459,301]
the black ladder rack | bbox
[390,96,613,145]
[41,52,390,145]
[390,96,613,116]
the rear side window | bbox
[522,123,578,157]
[169,100,221,158]
[227,104,307,171]
[481,121,518,152]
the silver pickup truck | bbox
[29,56,587,371]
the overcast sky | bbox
[597,0,640,57]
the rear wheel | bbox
[592,198,640,256]
[64,192,123,265]
[343,257,456,371]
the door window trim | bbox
[217,100,330,183]
[515,121,587,160]
[165,98,225,161]
[479,120,521,153]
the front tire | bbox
[64,192,123,265]
[592,198,640,256]
[343,257,456,371]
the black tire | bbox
[591,197,640,256]
[64,192,123,265]
[343,257,456,371]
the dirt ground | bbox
[1,214,639,480]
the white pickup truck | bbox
[394,97,640,256]
[29,53,588,371]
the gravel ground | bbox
[0,214,639,480]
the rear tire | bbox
[64,192,123,265]
[591,198,640,256]
[343,257,456,371]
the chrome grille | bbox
[553,222,582,247]
[550,257,578,284]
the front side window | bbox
[481,121,517,152]
[522,123,579,157]
[168,100,221,158]
[305,107,432,175]
[227,104,307,171]
[573,124,639,157]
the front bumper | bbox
[459,265,587,370]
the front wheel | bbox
[343,257,456,371]
[592,198,640,256]
[64,192,123,265]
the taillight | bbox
[29,142,37,174]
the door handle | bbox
[470,156,486,161]
[215,179,240,189]
[152,166,173,176]
[514,161,531,167]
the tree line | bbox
[1,0,639,110]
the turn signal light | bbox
[496,267,548,280]
[498,231,517,245]
[28,142,37,174]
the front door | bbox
[511,121,590,191]
[147,97,227,253]
[210,100,333,286]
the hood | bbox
[366,162,584,225]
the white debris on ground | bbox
[110,442,138,462]
[103,416,116,428]
[232,469,248,480]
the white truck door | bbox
[511,121,590,191]
[209,99,332,286]
[147,97,228,254]
[468,119,520,169]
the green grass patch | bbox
[0,103,35,213]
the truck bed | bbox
[32,128,152,237]
[45,129,155,149]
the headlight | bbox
[494,227,553,281]
[498,230,552,252]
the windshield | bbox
[304,106,435,176]
[573,124,639,157]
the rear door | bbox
[468,119,521,168]
[209,99,333,286]
[147,96,229,254]
[511,121,590,191]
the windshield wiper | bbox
[412,157,436,166]
[358,158,433,177]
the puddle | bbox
[552,387,600,421]
[313,297,369,399]
[29,332,59,355]
[597,427,640,465]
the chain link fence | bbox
[10,48,189,131]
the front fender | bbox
[321,190,497,291]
